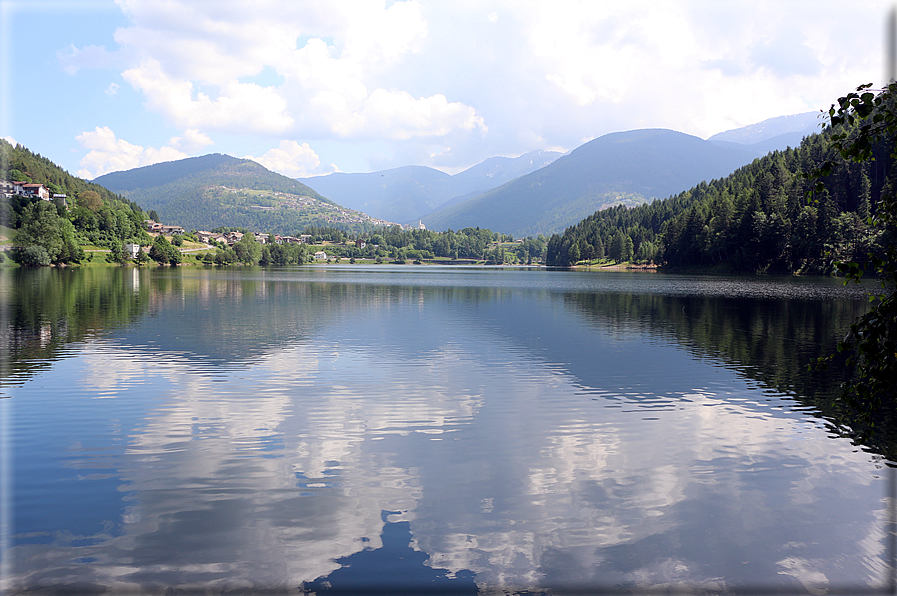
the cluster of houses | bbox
[1,180,67,205]
[143,221,316,248]
[193,230,312,246]
[144,220,185,235]
[124,223,315,259]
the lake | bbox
[1,265,893,594]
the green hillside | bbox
[1,139,143,213]
[1,139,151,265]
[94,154,394,235]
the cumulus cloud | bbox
[122,59,295,135]
[749,35,823,78]
[244,140,338,178]
[108,1,484,150]
[341,0,428,67]
[75,126,211,178]
[329,89,486,140]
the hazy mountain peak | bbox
[708,112,822,145]
[297,150,561,223]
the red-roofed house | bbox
[21,184,49,200]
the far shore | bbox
[573,262,658,271]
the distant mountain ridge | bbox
[708,111,823,157]
[94,154,396,234]
[297,149,561,224]
[708,111,821,144]
[422,129,760,238]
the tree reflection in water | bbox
[300,511,478,595]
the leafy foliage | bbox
[1,139,143,212]
[307,225,540,263]
[149,234,181,265]
[233,232,262,264]
[810,83,897,430]
[10,199,85,266]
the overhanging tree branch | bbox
[810,83,897,433]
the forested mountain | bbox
[95,153,324,198]
[95,154,394,234]
[1,139,151,265]
[545,125,894,272]
[297,150,560,224]
[422,129,758,238]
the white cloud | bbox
[341,0,428,67]
[108,1,484,149]
[122,59,295,135]
[105,82,119,96]
[168,128,214,153]
[57,43,114,75]
[3,136,17,146]
[75,126,212,178]
[59,0,894,173]
[244,140,338,178]
[328,89,486,140]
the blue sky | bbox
[1,0,891,180]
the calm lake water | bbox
[1,265,893,594]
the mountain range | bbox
[296,149,561,225]
[297,112,821,238]
[421,129,759,237]
[90,111,822,238]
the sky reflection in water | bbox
[2,266,892,594]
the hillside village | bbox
[126,219,317,258]
[0,176,411,263]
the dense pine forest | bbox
[545,124,895,272]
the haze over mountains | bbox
[707,111,822,157]
[296,150,561,225]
